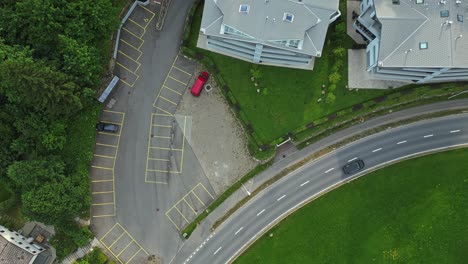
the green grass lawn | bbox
[187,1,388,143]
[235,149,468,263]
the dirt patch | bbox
[176,64,258,194]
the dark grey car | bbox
[342,159,365,175]
[96,122,119,133]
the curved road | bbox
[182,114,468,264]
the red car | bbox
[190,71,209,97]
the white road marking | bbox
[348,157,358,162]
[256,209,265,216]
[397,140,407,145]
[234,227,244,235]
[277,195,286,201]
[300,180,310,187]
[423,134,433,138]
[325,168,334,173]
[372,148,382,153]
[213,247,222,255]
[450,130,461,133]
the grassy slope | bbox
[188,3,386,143]
[235,149,468,263]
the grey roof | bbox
[201,0,340,56]
[375,0,468,68]
[0,236,34,264]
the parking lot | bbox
[166,182,215,231]
[100,223,149,264]
[115,4,156,87]
[90,110,125,218]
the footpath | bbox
[169,98,468,264]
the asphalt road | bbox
[183,114,468,264]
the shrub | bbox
[328,72,342,84]
[332,47,346,58]
[326,93,336,104]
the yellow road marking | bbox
[183,198,197,214]
[146,169,181,173]
[103,110,125,115]
[117,241,134,257]
[122,227,149,255]
[154,106,173,115]
[116,61,138,74]
[122,26,144,39]
[154,112,173,117]
[128,18,146,30]
[92,191,114,194]
[160,96,177,105]
[179,116,187,173]
[138,4,156,16]
[149,147,183,151]
[91,166,113,171]
[92,203,114,206]
[126,248,143,264]
[112,113,125,214]
[199,183,215,200]
[93,214,116,218]
[153,124,171,128]
[98,131,121,137]
[175,207,190,223]
[145,179,168,184]
[96,143,118,148]
[148,158,169,161]
[101,223,120,242]
[118,50,141,65]
[120,77,137,88]
[91,179,113,183]
[94,154,116,159]
[99,121,124,126]
[109,232,126,248]
[168,75,187,85]
[153,135,171,139]
[192,191,206,206]
[172,65,192,76]
[165,213,180,230]
[163,85,182,95]
[121,39,141,52]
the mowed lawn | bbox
[235,149,468,263]
[188,3,387,143]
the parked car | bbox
[190,71,209,97]
[342,159,365,175]
[96,122,119,133]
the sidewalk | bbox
[170,98,468,264]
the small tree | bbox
[329,72,342,84]
[325,92,336,104]
[250,65,262,80]
[332,47,346,58]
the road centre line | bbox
[256,209,265,216]
[423,134,434,138]
[450,130,461,133]
[325,168,334,173]
[213,247,222,255]
[372,148,382,153]
[348,157,358,162]
[234,227,244,235]
[397,140,407,145]
[277,195,286,201]
[300,180,310,187]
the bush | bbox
[332,47,346,58]
[328,72,342,84]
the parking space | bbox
[114,4,156,87]
[145,114,187,184]
[100,223,149,264]
[166,183,215,231]
[90,110,125,218]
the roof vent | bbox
[239,4,249,13]
[283,13,294,22]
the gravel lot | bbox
[176,65,258,195]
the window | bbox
[457,14,463,22]
[440,10,449,17]
[283,13,294,22]
[222,24,254,39]
[416,0,424,3]
[239,4,249,13]
[419,42,428,49]
[271,39,303,49]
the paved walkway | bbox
[170,98,468,264]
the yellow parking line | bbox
[98,131,121,137]
[145,179,168,184]
[91,179,113,182]
[154,106,173,115]
[199,184,215,199]
[109,232,126,248]
[163,85,182,95]
[153,135,171,139]
[148,158,169,161]
[183,198,197,214]
[112,113,125,215]
[118,50,141,64]
[146,169,181,174]
[172,65,192,76]
[101,223,119,241]
[117,241,134,257]
[154,112,173,117]
[160,96,177,105]
[120,77,136,88]
[96,143,118,148]
[168,75,187,85]
[91,166,113,171]
[165,213,180,230]
[153,124,171,128]
[149,147,183,151]
[92,191,114,194]
[126,248,143,264]
[122,26,143,40]
[192,190,206,206]
[103,110,125,115]
[121,39,141,52]
[116,62,137,74]
[122,228,149,255]
[94,154,116,159]
[101,237,124,264]
[92,203,114,206]
[175,207,190,223]
[128,18,145,30]
[93,214,116,218]
[99,121,123,126]
[138,4,156,16]
[179,116,187,173]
